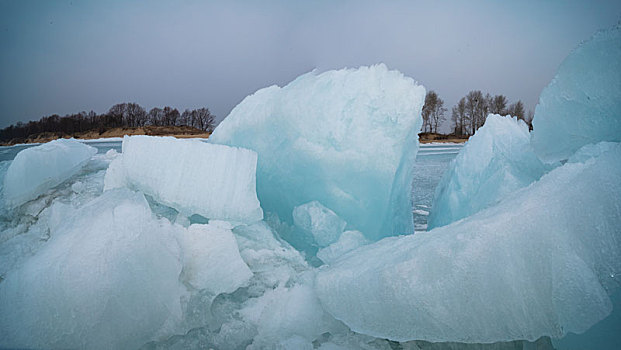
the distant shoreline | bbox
[419,132,468,144]
[1,128,467,146]
[0,125,211,146]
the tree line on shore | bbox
[421,90,532,136]
[2,92,530,143]
[0,103,216,142]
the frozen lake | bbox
[0,140,463,231]
[411,143,463,231]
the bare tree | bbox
[507,100,525,120]
[465,90,486,135]
[126,103,147,127]
[192,108,215,132]
[148,107,164,126]
[421,92,434,133]
[422,91,447,133]
[430,95,447,134]
[179,109,192,126]
[490,95,508,115]
[162,107,180,126]
[451,97,467,136]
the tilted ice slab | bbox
[428,115,551,229]
[531,24,621,163]
[104,135,263,224]
[0,189,186,349]
[210,64,425,241]
[316,143,621,343]
[3,138,96,208]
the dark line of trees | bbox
[0,102,215,142]
[421,91,447,134]
[422,90,532,137]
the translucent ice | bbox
[531,24,621,163]
[0,189,186,349]
[210,64,425,241]
[233,221,307,288]
[293,201,347,247]
[428,115,551,229]
[316,144,621,343]
[567,141,619,164]
[3,138,96,207]
[178,223,253,293]
[240,276,341,348]
[104,135,263,223]
[317,230,369,265]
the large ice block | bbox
[104,135,263,224]
[3,139,96,207]
[531,24,621,163]
[0,189,186,349]
[428,115,551,229]
[316,143,621,343]
[210,64,425,241]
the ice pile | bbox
[0,189,187,349]
[316,143,621,343]
[3,138,96,207]
[210,64,425,241]
[105,135,262,223]
[428,115,551,229]
[531,24,621,163]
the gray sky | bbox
[1,0,620,131]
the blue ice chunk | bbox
[428,115,551,229]
[3,139,96,208]
[531,24,621,163]
[210,64,425,241]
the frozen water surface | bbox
[412,142,463,231]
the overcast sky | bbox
[1,0,620,130]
